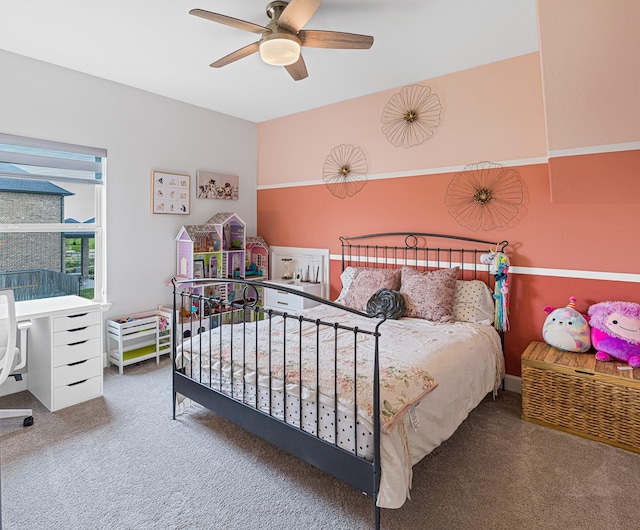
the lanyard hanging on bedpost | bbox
[480,244,510,332]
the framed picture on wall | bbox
[151,171,190,214]
[196,170,239,200]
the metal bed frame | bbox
[172,233,508,529]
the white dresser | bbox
[263,280,325,314]
[17,296,103,412]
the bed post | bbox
[373,319,385,530]
[171,278,178,420]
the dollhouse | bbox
[175,212,246,297]
[245,235,269,278]
[174,214,271,332]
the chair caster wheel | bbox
[23,416,34,427]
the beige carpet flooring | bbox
[1,357,639,530]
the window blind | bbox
[0,132,105,183]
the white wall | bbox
[0,49,257,320]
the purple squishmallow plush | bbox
[588,301,640,367]
[542,297,591,352]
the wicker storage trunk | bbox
[521,341,640,453]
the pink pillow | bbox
[400,267,459,322]
[344,268,401,311]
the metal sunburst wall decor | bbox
[381,84,442,148]
[322,144,369,199]
[444,161,524,231]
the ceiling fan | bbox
[189,0,374,81]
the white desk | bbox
[16,295,103,411]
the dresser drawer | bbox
[53,337,101,367]
[54,375,102,410]
[264,283,323,312]
[264,289,305,311]
[54,356,102,387]
[53,324,101,347]
[53,310,102,332]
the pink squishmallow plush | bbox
[588,301,640,367]
[542,297,591,352]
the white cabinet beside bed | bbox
[265,246,329,314]
[263,280,324,313]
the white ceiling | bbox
[0,0,539,123]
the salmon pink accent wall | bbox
[549,150,640,203]
[258,163,640,275]
[258,160,640,377]
[258,53,546,187]
[536,0,640,150]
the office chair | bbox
[0,290,33,427]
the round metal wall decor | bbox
[444,161,523,231]
[381,84,442,148]
[322,144,368,199]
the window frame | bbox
[0,133,107,303]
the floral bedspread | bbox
[176,306,439,434]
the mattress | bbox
[175,304,503,509]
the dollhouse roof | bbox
[176,212,246,242]
[176,224,221,242]
[206,212,245,227]
[246,235,268,250]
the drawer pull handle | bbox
[68,326,88,332]
[276,290,288,295]
[68,313,89,319]
[277,301,289,306]
[68,379,87,387]
[69,340,89,346]
[574,369,595,376]
[69,360,88,367]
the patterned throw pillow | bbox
[334,266,359,303]
[343,268,402,311]
[400,267,459,322]
[453,280,495,325]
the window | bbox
[0,133,106,302]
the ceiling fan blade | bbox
[299,30,374,49]
[210,42,260,68]
[189,9,267,34]
[285,54,309,81]
[277,0,322,33]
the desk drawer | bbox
[54,375,102,410]
[54,356,102,387]
[54,324,101,347]
[53,311,101,332]
[53,337,101,367]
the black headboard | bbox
[340,232,509,285]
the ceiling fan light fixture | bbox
[259,33,301,66]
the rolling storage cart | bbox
[106,307,172,374]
